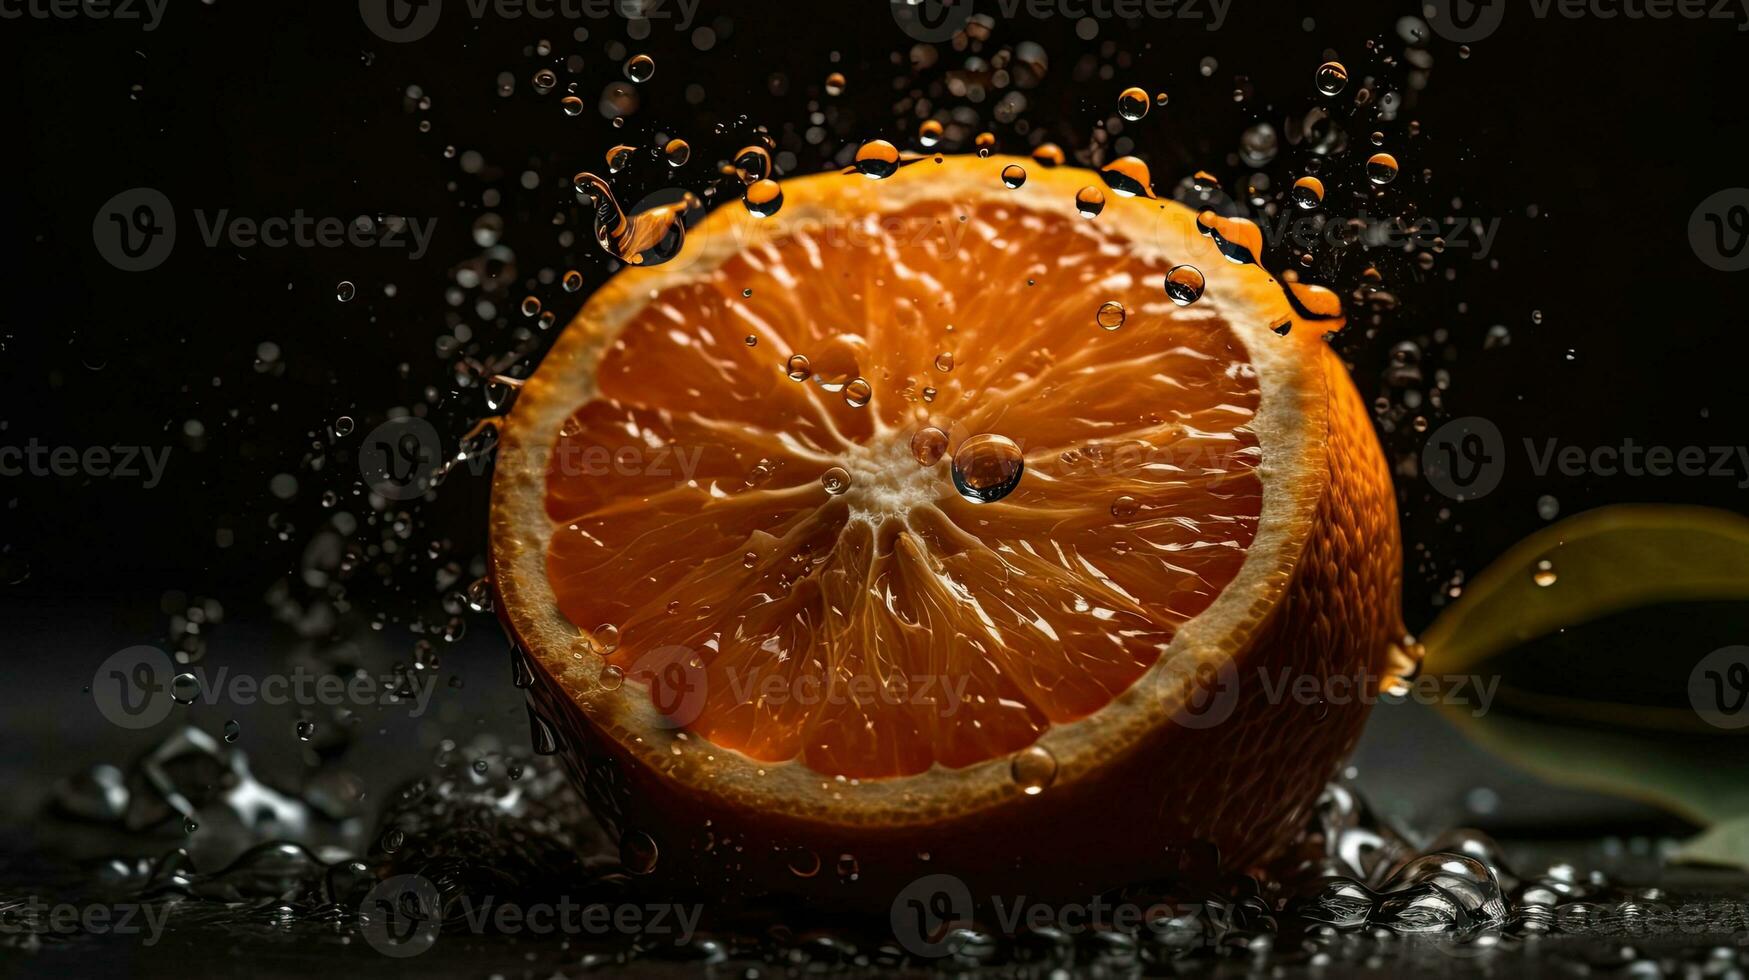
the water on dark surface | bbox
[5,724,1748,979]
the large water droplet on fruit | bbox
[854,139,901,179]
[910,427,948,466]
[952,434,1025,504]
[1165,265,1206,306]
[1010,745,1058,794]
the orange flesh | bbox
[543,197,1262,778]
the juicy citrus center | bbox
[543,192,1263,778]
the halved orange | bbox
[490,154,1408,902]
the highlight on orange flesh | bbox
[489,154,1408,904]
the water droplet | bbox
[1000,164,1027,189]
[821,466,851,495]
[183,816,199,834]
[664,138,691,168]
[1031,143,1066,167]
[335,281,356,303]
[743,178,783,217]
[786,354,812,382]
[295,719,316,741]
[1292,175,1326,209]
[560,95,584,116]
[1096,301,1126,330]
[1074,185,1107,219]
[1537,494,1560,521]
[824,71,846,96]
[1366,152,1400,186]
[952,434,1025,504]
[332,416,355,438]
[974,132,997,157]
[1099,156,1153,198]
[1010,744,1058,794]
[599,665,625,690]
[620,830,659,873]
[1315,60,1349,96]
[743,335,758,347]
[911,427,949,466]
[606,144,636,172]
[171,673,199,705]
[1118,86,1150,121]
[918,119,944,148]
[520,296,542,318]
[843,378,872,408]
[484,375,523,412]
[934,351,955,372]
[787,849,821,878]
[921,386,938,403]
[1165,265,1206,306]
[733,145,773,183]
[223,719,240,742]
[624,54,655,83]
[854,139,901,179]
[1533,559,1557,587]
[592,623,621,654]
[1111,495,1139,518]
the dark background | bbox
[1,0,1747,866]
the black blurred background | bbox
[2,0,1748,862]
